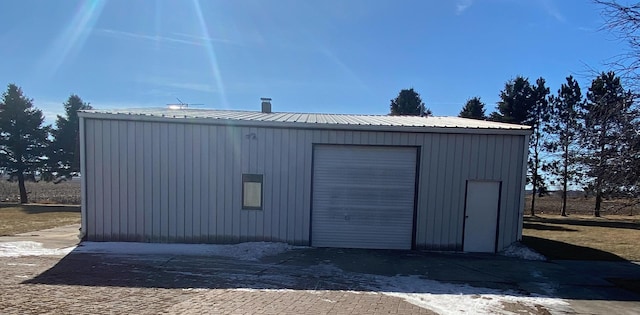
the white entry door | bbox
[463,181,500,253]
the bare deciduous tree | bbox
[596,1,640,89]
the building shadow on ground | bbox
[0,203,80,213]
[22,245,640,303]
[524,215,640,231]
[522,236,625,261]
[523,222,578,232]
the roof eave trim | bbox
[78,112,532,135]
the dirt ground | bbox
[0,179,80,205]
[526,194,639,216]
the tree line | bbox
[0,84,90,203]
[389,71,640,218]
[490,72,638,218]
[4,70,638,216]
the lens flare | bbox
[37,0,106,77]
[192,0,228,109]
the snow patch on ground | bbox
[181,288,208,292]
[73,241,300,260]
[0,241,74,257]
[224,278,571,315]
[233,288,296,293]
[0,240,300,260]
[222,262,571,314]
[367,274,570,315]
[500,242,546,261]
[6,262,37,266]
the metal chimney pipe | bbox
[261,98,272,113]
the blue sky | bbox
[0,0,628,124]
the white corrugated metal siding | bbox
[415,133,527,250]
[311,145,416,250]
[85,120,310,244]
[81,116,527,250]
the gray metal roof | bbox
[79,108,531,134]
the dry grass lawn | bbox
[0,204,80,236]
[522,194,640,261]
[523,214,640,261]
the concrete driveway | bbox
[1,224,639,314]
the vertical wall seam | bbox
[79,117,87,239]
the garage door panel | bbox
[313,192,413,205]
[313,226,412,249]
[314,167,415,177]
[312,211,413,222]
[312,145,417,250]
[312,204,414,212]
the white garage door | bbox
[312,145,417,250]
